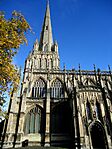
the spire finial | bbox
[108,65,111,72]
[46,0,49,9]
[39,0,53,51]
[47,0,49,5]
[93,64,96,71]
[78,63,81,71]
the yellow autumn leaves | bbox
[0,11,30,98]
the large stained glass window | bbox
[32,78,46,98]
[24,106,43,134]
[51,79,64,99]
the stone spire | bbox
[39,1,53,51]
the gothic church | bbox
[1,2,112,149]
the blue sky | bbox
[0,0,112,70]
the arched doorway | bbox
[90,121,108,149]
[50,101,74,148]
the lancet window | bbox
[32,78,46,98]
[24,106,43,134]
[51,79,64,99]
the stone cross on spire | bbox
[39,0,53,51]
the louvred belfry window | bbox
[32,78,46,98]
[51,79,64,99]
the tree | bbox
[0,11,30,114]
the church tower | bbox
[25,1,60,71]
[1,1,112,149]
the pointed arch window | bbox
[32,78,46,98]
[24,106,44,134]
[51,79,64,99]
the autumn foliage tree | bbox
[0,11,30,115]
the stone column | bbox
[45,80,50,146]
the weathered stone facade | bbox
[1,2,112,149]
